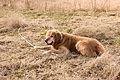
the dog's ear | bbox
[55,31,63,44]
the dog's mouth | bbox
[47,41,53,45]
[45,40,53,45]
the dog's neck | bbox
[59,32,63,43]
[52,33,64,49]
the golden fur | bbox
[44,30,104,57]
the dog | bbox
[44,30,104,57]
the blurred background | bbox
[0,0,120,11]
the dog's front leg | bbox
[42,47,62,54]
[34,45,51,50]
[43,46,70,54]
[51,46,70,54]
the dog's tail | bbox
[96,41,105,55]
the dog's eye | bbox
[50,35,53,37]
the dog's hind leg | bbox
[75,41,97,57]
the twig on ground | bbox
[18,28,51,50]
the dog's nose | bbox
[45,39,48,43]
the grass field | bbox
[0,0,120,80]
[0,0,120,11]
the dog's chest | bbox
[66,42,77,52]
[69,45,77,52]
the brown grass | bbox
[80,53,120,79]
[0,0,120,11]
[0,2,120,80]
[0,12,28,33]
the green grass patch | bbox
[117,38,120,43]
[44,12,73,21]
[64,28,72,33]
[40,30,47,35]
[22,10,43,20]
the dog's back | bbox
[62,33,104,56]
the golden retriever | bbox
[44,30,104,57]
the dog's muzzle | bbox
[45,39,53,45]
[45,39,48,43]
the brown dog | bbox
[44,30,104,57]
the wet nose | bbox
[45,39,48,43]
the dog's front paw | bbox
[42,50,52,55]
[43,51,49,54]
[42,50,55,55]
[33,46,39,49]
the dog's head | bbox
[45,30,63,45]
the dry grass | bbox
[80,53,120,79]
[0,0,120,11]
[0,12,28,33]
[0,4,120,80]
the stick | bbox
[18,28,51,49]
[18,28,37,48]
